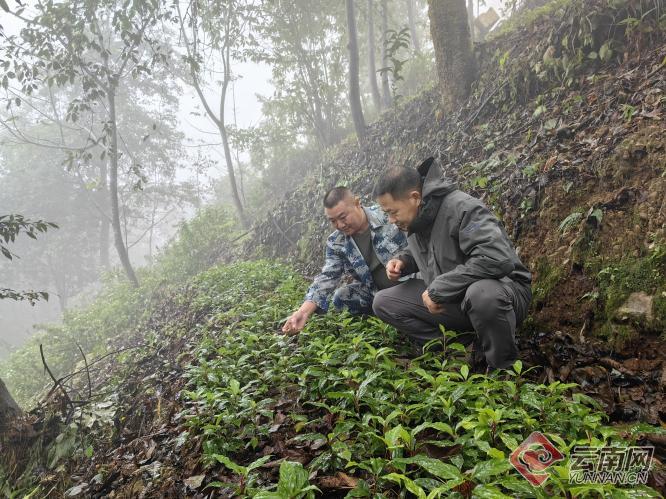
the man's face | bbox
[325,197,367,235]
[377,191,421,232]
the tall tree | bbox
[427,0,475,111]
[255,0,349,149]
[380,0,394,108]
[366,0,382,112]
[258,0,348,149]
[176,0,251,227]
[1,0,172,287]
[346,0,366,142]
[406,0,422,53]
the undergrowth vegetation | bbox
[178,262,661,497]
[3,260,662,497]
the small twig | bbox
[40,344,75,414]
[229,228,253,243]
[270,216,297,248]
[463,80,509,131]
[56,344,146,386]
[77,343,92,400]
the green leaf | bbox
[246,454,272,472]
[533,104,546,117]
[599,42,612,61]
[357,371,381,399]
[499,433,519,451]
[394,455,462,481]
[460,364,469,380]
[487,447,505,459]
[211,454,246,475]
[384,425,412,449]
[512,360,522,375]
[472,459,512,482]
[411,421,455,437]
[382,473,426,499]
[276,461,311,497]
[472,484,514,498]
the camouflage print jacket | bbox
[304,205,408,312]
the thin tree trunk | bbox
[367,0,382,112]
[467,0,475,42]
[407,0,421,53]
[99,163,110,269]
[346,0,366,142]
[0,377,21,432]
[148,194,157,261]
[427,0,475,112]
[380,0,393,108]
[107,89,139,287]
[177,0,247,227]
[231,82,246,204]
[220,38,248,228]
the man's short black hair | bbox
[373,167,422,199]
[323,186,353,208]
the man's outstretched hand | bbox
[422,289,444,314]
[386,258,405,281]
[282,301,317,335]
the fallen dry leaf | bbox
[183,474,206,489]
[318,472,359,489]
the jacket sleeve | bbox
[394,248,419,275]
[427,201,516,303]
[304,235,344,312]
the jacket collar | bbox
[363,206,383,231]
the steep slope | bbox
[17,262,665,497]
[247,0,666,424]
[1,0,665,497]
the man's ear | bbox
[409,190,422,204]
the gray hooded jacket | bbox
[396,158,532,303]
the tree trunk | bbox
[220,43,248,228]
[99,162,110,270]
[380,0,393,108]
[177,0,248,227]
[427,0,475,112]
[0,377,21,432]
[346,0,366,142]
[406,0,422,53]
[367,0,382,112]
[467,0,475,42]
[107,89,139,287]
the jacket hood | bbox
[417,157,457,199]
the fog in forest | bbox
[2,0,480,356]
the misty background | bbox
[0,0,505,357]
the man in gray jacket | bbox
[372,157,532,370]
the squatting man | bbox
[282,186,408,333]
[283,157,532,371]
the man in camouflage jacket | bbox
[282,186,407,334]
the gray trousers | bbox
[372,278,531,369]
